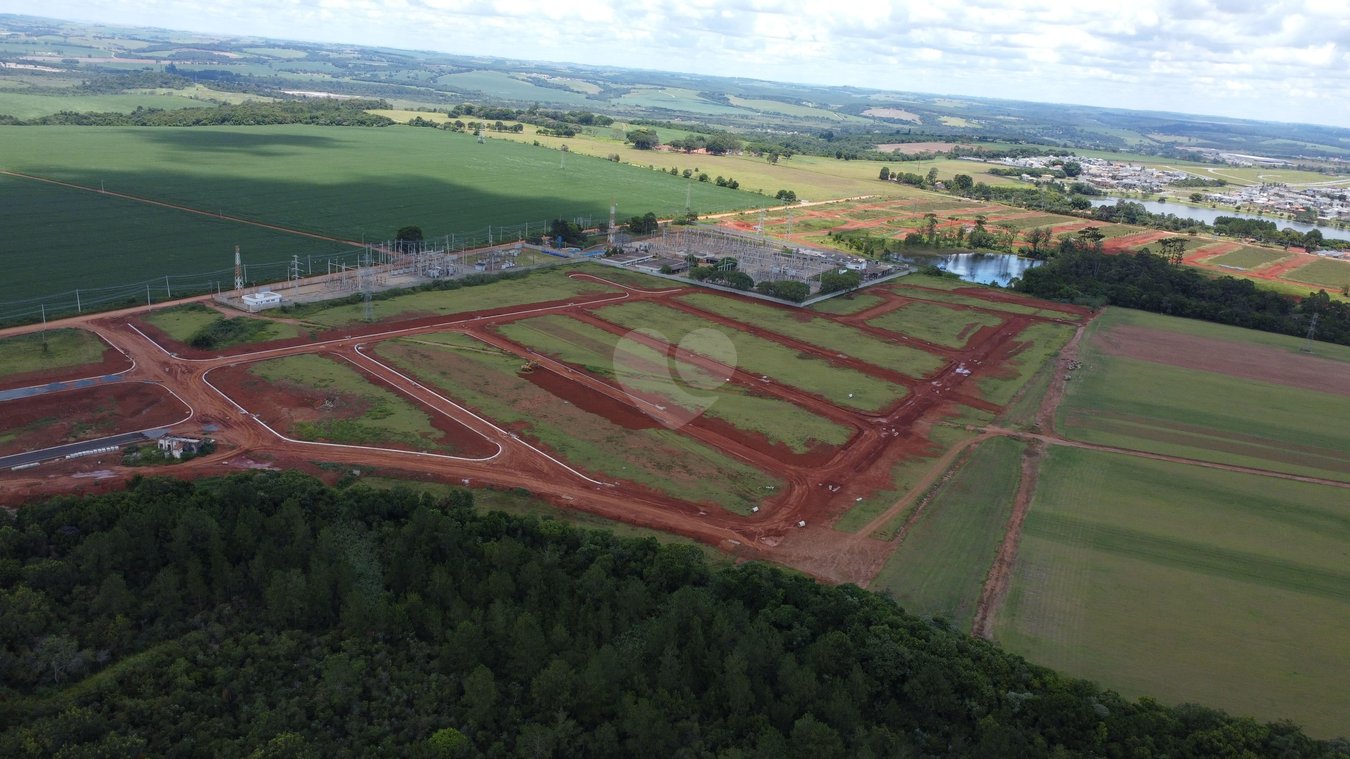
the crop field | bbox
[866,301,1004,348]
[0,125,759,302]
[994,447,1350,736]
[674,292,945,378]
[233,353,484,454]
[373,331,781,514]
[494,314,853,453]
[1286,257,1350,290]
[0,328,110,383]
[0,92,212,119]
[870,437,1024,629]
[1059,308,1350,482]
[594,301,902,412]
[291,268,619,327]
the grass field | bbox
[1060,309,1350,481]
[977,322,1075,406]
[995,447,1350,736]
[866,301,1004,348]
[887,278,1077,320]
[1286,257,1350,290]
[495,314,852,453]
[142,303,301,347]
[1095,307,1350,363]
[246,353,457,452]
[808,291,884,315]
[869,437,1024,630]
[293,267,617,327]
[676,292,945,378]
[0,328,108,381]
[0,92,210,119]
[594,301,904,412]
[374,331,780,514]
[1207,247,1288,270]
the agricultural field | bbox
[373,331,781,514]
[494,313,854,454]
[674,291,946,377]
[594,300,902,412]
[870,437,1024,630]
[866,301,1004,348]
[1058,307,1350,482]
[0,92,212,119]
[1286,257,1350,290]
[994,447,1350,737]
[0,328,113,385]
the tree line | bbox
[0,99,395,127]
[2,472,1342,757]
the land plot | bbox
[295,268,618,327]
[1062,310,1350,481]
[870,437,1024,630]
[977,322,1075,406]
[866,301,1004,348]
[0,383,188,455]
[495,314,852,454]
[1207,247,1288,270]
[580,265,678,290]
[223,353,492,456]
[593,301,904,412]
[887,279,1075,319]
[808,292,884,315]
[140,303,302,349]
[374,332,780,513]
[676,292,945,377]
[1096,307,1350,363]
[995,447,1350,736]
[1285,257,1350,290]
[0,328,127,389]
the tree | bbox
[953,174,974,192]
[926,167,939,186]
[626,212,659,235]
[1024,227,1053,259]
[1062,161,1082,178]
[1189,192,1204,202]
[878,166,891,181]
[819,269,862,294]
[775,189,797,202]
[923,212,939,244]
[395,226,424,253]
[1157,237,1187,266]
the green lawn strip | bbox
[807,291,884,315]
[298,268,616,327]
[976,322,1074,406]
[495,315,851,452]
[889,273,971,290]
[142,303,301,348]
[374,333,779,514]
[1285,257,1350,290]
[1206,247,1289,270]
[869,437,1024,630]
[595,301,903,412]
[247,354,452,452]
[866,300,1004,348]
[677,292,945,378]
[1093,307,1350,363]
[994,447,1350,736]
[0,328,108,380]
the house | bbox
[157,436,204,459]
[241,290,283,312]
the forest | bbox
[1,472,1343,757]
[0,99,394,127]
[1015,249,1350,345]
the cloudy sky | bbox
[11,0,1350,127]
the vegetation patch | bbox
[0,328,108,381]
[976,322,1075,405]
[866,301,1004,348]
[995,447,1350,736]
[1286,257,1350,291]
[1207,247,1289,270]
[807,291,884,315]
[143,303,300,349]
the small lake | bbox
[1088,197,1350,242]
[905,252,1041,287]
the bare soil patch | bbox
[876,141,971,154]
[1098,324,1350,396]
[0,338,131,392]
[863,107,921,122]
[0,383,188,456]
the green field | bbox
[676,292,945,378]
[808,291,884,315]
[594,301,903,412]
[866,301,1004,348]
[294,267,616,327]
[995,447,1350,736]
[870,437,1024,630]
[0,328,109,381]
[495,314,852,453]
[1286,257,1350,290]
[1099,307,1350,362]
[1207,247,1288,270]
[374,332,779,514]
[246,354,460,453]
[0,125,759,304]
[142,303,301,347]
[888,278,1077,320]
[1060,309,1350,481]
[977,322,1075,406]
[0,92,211,119]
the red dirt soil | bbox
[1096,324,1350,396]
[0,382,188,455]
[0,335,132,392]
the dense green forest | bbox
[1015,249,1350,345]
[1,473,1343,757]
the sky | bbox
[7,0,1350,127]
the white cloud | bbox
[10,0,1350,125]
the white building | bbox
[241,290,283,312]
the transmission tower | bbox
[607,201,617,249]
[359,253,375,322]
[289,255,303,289]
[476,127,485,144]
[233,246,244,292]
[1301,313,1319,353]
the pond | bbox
[904,252,1041,287]
[1088,197,1350,242]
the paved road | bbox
[0,430,162,470]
